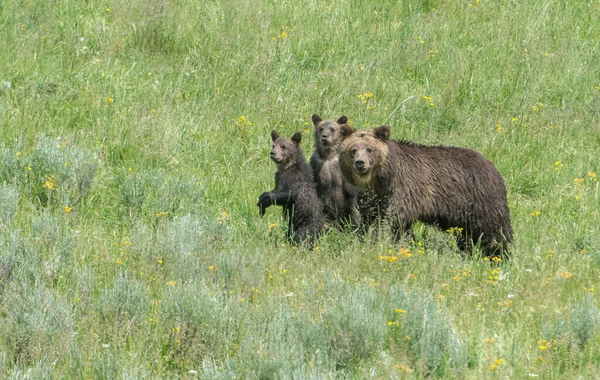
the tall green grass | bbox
[1,0,600,377]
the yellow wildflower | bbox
[559,271,574,279]
[43,176,56,191]
[379,255,398,262]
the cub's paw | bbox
[257,192,271,216]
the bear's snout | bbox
[354,159,368,173]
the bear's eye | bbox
[319,127,323,132]
[350,148,357,157]
[366,148,373,153]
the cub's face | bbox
[339,125,390,189]
[311,114,348,148]
[270,130,302,167]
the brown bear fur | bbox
[258,130,323,244]
[309,114,359,227]
[338,125,513,257]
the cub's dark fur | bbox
[258,130,323,244]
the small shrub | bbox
[97,272,150,320]
[0,136,98,208]
[0,284,74,367]
[569,294,600,348]
[318,281,386,371]
[0,182,19,225]
[388,286,467,374]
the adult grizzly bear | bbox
[310,114,359,227]
[338,125,512,257]
[258,130,323,244]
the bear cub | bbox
[258,130,323,244]
[339,125,513,258]
[309,114,358,227]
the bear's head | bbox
[339,125,390,190]
[311,114,348,155]
[270,130,303,169]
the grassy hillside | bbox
[1,0,599,377]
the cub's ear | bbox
[291,132,302,145]
[374,125,390,141]
[311,114,323,126]
[271,130,280,142]
[340,125,356,138]
[337,115,348,125]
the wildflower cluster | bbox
[489,358,504,371]
[427,49,439,61]
[487,268,500,284]
[446,226,464,234]
[356,92,376,110]
[531,102,544,112]
[558,271,574,279]
[537,338,559,359]
[411,240,425,254]
[422,95,435,107]
[451,267,471,282]
[392,364,411,373]
[43,175,56,191]
[553,161,564,171]
[217,210,229,225]
[271,25,292,41]
[379,248,413,263]
[378,255,397,263]
[236,116,253,132]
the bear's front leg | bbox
[257,190,293,216]
[257,191,273,216]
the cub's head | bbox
[270,130,302,168]
[338,125,390,190]
[311,114,348,153]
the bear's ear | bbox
[337,115,348,125]
[291,132,302,145]
[271,130,280,142]
[311,114,323,126]
[374,125,390,141]
[340,125,356,138]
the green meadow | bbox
[1,0,600,377]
